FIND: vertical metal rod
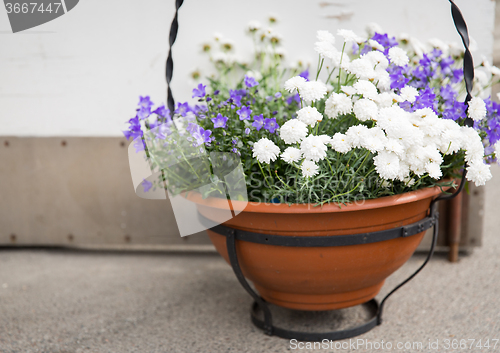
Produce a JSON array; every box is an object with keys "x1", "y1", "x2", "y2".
[{"x1": 448, "y1": 192, "x2": 463, "y2": 262}]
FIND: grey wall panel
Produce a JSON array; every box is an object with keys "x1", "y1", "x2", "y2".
[{"x1": 0, "y1": 137, "x2": 212, "y2": 248}]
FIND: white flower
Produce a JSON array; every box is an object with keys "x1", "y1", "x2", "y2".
[
  {"x1": 300, "y1": 135, "x2": 328, "y2": 162},
  {"x1": 353, "y1": 99, "x2": 379, "y2": 121},
  {"x1": 400, "y1": 86, "x2": 418, "y2": 103},
  {"x1": 373, "y1": 151, "x2": 400, "y2": 180},
  {"x1": 252, "y1": 138, "x2": 280, "y2": 164},
  {"x1": 461, "y1": 126, "x2": 485, "y2": 164},
  {"x1": 299, "y1": 81, "x2": 327, "y2": 103},
  {"x1": 365, "y1": 51, "x2": 389, "y2": 70},
  {"x1": 388, "y1": 47, "x2": 409, "y2": 66},
  {"x1": 337, "y1": 29, "x2": 363, "y2": 43},
  {"x1": 385, "y1": 138, "x2": 405, "y2": 156},
  {"x1": 353, "y1": 80, "x2": 378, "y2": 100},
  {"x1": 284, "y1": 76, "x2": 307, "y2": 93},
  {"x1": 368, "y1": 39, "x2": 385, "y2": 52},
  {"x1": 330, "y1": 133, "x2": 352, "y2": 153},
  {"x1": 297, "y1": 106, "x2": 323, "y2": 127},
  {"x1": 347, "y1": 56, "x2": 375, "y2": 80},
  {"x1": 466, "y1": 161, "x2": 492, "y2": 186},
  {"x1": 361, "y1": 129, "x2": 386, "y2": 153},
  {"x1": 314, "y1": 41, "x2": 338, "y2": 61},
  {"x1": 366, "y1": 22, "x2": 383, "y2": 37},
  {"x1": 375, "y1": 92, "x2": 395, "y2": 108},
  {"x1": 325, "y1": 92, "x2": 353, "y2": 119},
  {"x1": 346, "y1": 125, "x2": 370, "y2": 148},
  {"x1": 374, "y1": 69, "x2": 391, "y2": 91},
  {"x1": 280, "y1": 119, "x2": 308, "y2": 144},
  {"x1": 281, "y1": 147, "x2": 302, "y2": 164},
  {"x1": 247, "y1": 21, "x2": 262, "y2": 33},
  {"x1": 341, "y1": 86, "x2": 357, "y2": 96},
  {"x1": 317, "y1": 30, "x2": 335, "y2": 44},
  {"x1": 301, "y1": 160, "x2": 319, "y2": 178},
  {"x1": 468, "y1": 97, "x2": 487, "y2": 122},
  {"x1": 426, "y1": 162, "x2": 442, "y2": 179},
  {"x1": 318, "y1": 134, "x2": 332, "y2": 145}
]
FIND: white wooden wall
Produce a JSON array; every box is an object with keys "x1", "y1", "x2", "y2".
[{"x1": 0, "y1": 0, "x2": 495, "y2": 137}]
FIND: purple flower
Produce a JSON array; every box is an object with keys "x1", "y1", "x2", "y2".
[
  {"x1": 298, "y1": 70, "x2": 309, "y2": 81},
  {"x1": 211, "y1": 113, "x2": 228, "y2": 128},
  {"x1": 264, "y1": 118, "x2": 279, "y2": 133},
  {"x1": 451, "y1": 68, "x2": 463, "y2": 84},
  {"x1": 153, "y1": 105, "x2": 170, "y2": 118},
  {"x1": 286, "y1": 94, "x2": 301, "y2": 106},
  {"x1": 413, "y1": 86, "x2": 437, "y2": 111},
  {"x1": 137, "y1": 107, "x2": 151, "y2": 120},
  {"x1": 142, "y1": 178, "x2": 153, "y2": 192},
  {"x1": 440, "y1": 85, "x2": 456, "y2": 102},
  {"x1": 442, "y1": 101, "x2": 466, "y2": 121},
  {"x1": 439, "y1": 56, "x2": 455, "y2": 76},
  {"x1": 214, "y1": 90, "x2": 220, "y2": 96},
  {"x1": 252, "y1": 114, "x2": 264, "y2": 131},
  {"x1": 244, "y1": 75, "x2": 259, "y2": 88},
  {"x1": 229, "y1": 90, "x2": 242, "y2": 107},
  {"x1": 274, "y1": 92, "x2": 282, "y2": 99},
  {"x1": 389, "y1": 66, "x2": 410, "y2": 90},
  {"x1": 133, "y1": 138, "x2": 146, "y2": 152},
  {"x1": 138, "y1": 96, "x2": 154, "y2": 110},
  {"x1": 192, "y1": 83, "x2": 206, "y2": 98},
  {"x1": 175, "y1": 102, "x2": 191, "y2": 117},
  {"x1": 236, "y1": 106, "x2": 252, "y2": 120},
  {"x1": 371, "y1": 32, "x2": 398, "y2": 54},
  {"x1": 245, "y1": 127, "x2": 250, "y2": 135},
  {"x1": 190, "y1": 125, "x2": 212, "y2": 147}
]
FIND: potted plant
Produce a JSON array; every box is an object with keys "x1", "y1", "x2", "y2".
[{"x1": 124, "y1": 4, "x2": 497, "y2": 339}]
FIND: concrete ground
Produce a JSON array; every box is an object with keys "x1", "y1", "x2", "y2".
[{"x1": 0, "y1": 165, "x2": 499, "y2": 353}]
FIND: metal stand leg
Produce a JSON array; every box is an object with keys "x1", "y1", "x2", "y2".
[{"x1": 223, "y1": 207, "x2": 440, "y2": 342}]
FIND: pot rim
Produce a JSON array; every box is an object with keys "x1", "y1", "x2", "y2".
[{"x1": 187, "y1": 180, "x2": 454, "y2": 214}]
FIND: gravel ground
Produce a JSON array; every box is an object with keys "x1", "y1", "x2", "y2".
[{"x1": 0, "y1": 165, "x2": 499, "y2": 353}]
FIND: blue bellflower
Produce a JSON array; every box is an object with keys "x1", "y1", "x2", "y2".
[
  {"x1": 252, "y1": 114, "x2": 264, "y2": 131},
  {"x1": 192, "y1": 83, "x2": 206, "y2": 98}
]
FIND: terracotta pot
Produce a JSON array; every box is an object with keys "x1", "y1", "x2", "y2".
[{"x1": 192, "y1": 186, "x2": 444, "y2": 311}]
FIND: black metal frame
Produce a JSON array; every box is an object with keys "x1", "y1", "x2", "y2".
[{"x1": 165, "y1": 0, "x2": 475, "y2": 342}]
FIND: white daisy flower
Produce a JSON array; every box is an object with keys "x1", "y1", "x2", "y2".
[
  {"x1": 300, "y1": 135, "x2": 328, "y2": 162},
  {"x1": 301, "y1": 160, "x2": 319, "y2": 178},
  {"x1": 297, "y1": 106, "x2": 323, "y2": 127},
  {"x1": 341, "y1": 86, "x2": 357, "y2": 96},
  {"x1": 353, "y1": 80, "x2": 379, "y2": 100},
  {"x1": 330, "y1": 133, "x2": 352, "y2": 153},
  {"x1": 426, "y1": 162, "x2": 442, "y2": 179},
  {"x1": 373, "y1": 150, "x2": 400, "y2": 180},
  {"x1": 298, "y1": 81, "x2": 328, "y2": 103},
  {"x1": 314, "y1": 41, "x2": 338, "y2": 61},
  {"x1": 281, "y1": 147, "x2": 302, "y2": 164},
  {"x1": 400, "y1": 86, "x2": 419, "y2": 103},
  {"x1": 325, "y1": 92, "x2": 353, "y2": 119},
  {"x1": 466, "y1": 161, "x2": 492, "y2": 186},
  {"x1": 368, "y1": 39, "x2": 385, "y2": 52},
  {"x1": 353, "y1": 99, "x2": 379, "y2": 121},
  {"x1": 467, "y1": 97, "x2": 487, "y2": 122},
  {"x1": 252, "y1": 138, "x2": 280, "y2": 164},
  {"x1": 388, "y1": 47, "x2": 409, "y2": 66},
  {"x1": 316, "y1": 30, "x2": 335, "y2": 44},
  {"x1": 365, "y1": 51, "x2": 389, "y2": 70},
  {"x1": 337, "y1": 29, "x2": 363, "y2": 44},
  {"x1": 247, "y1": 21, "x2": 262, "y2": 33},
  {"x1": 346, "y1": 125, "x2": 370, "y2": 148},
  {"x1": 284, "y1": 76, "x2": 307, "y2": 93},
  {"x1": 347, "y1": 57, "x2": 375, "y2": 80},
  {"x1": 280, "y1": 119, "x2": 308, "y2": 144}
]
